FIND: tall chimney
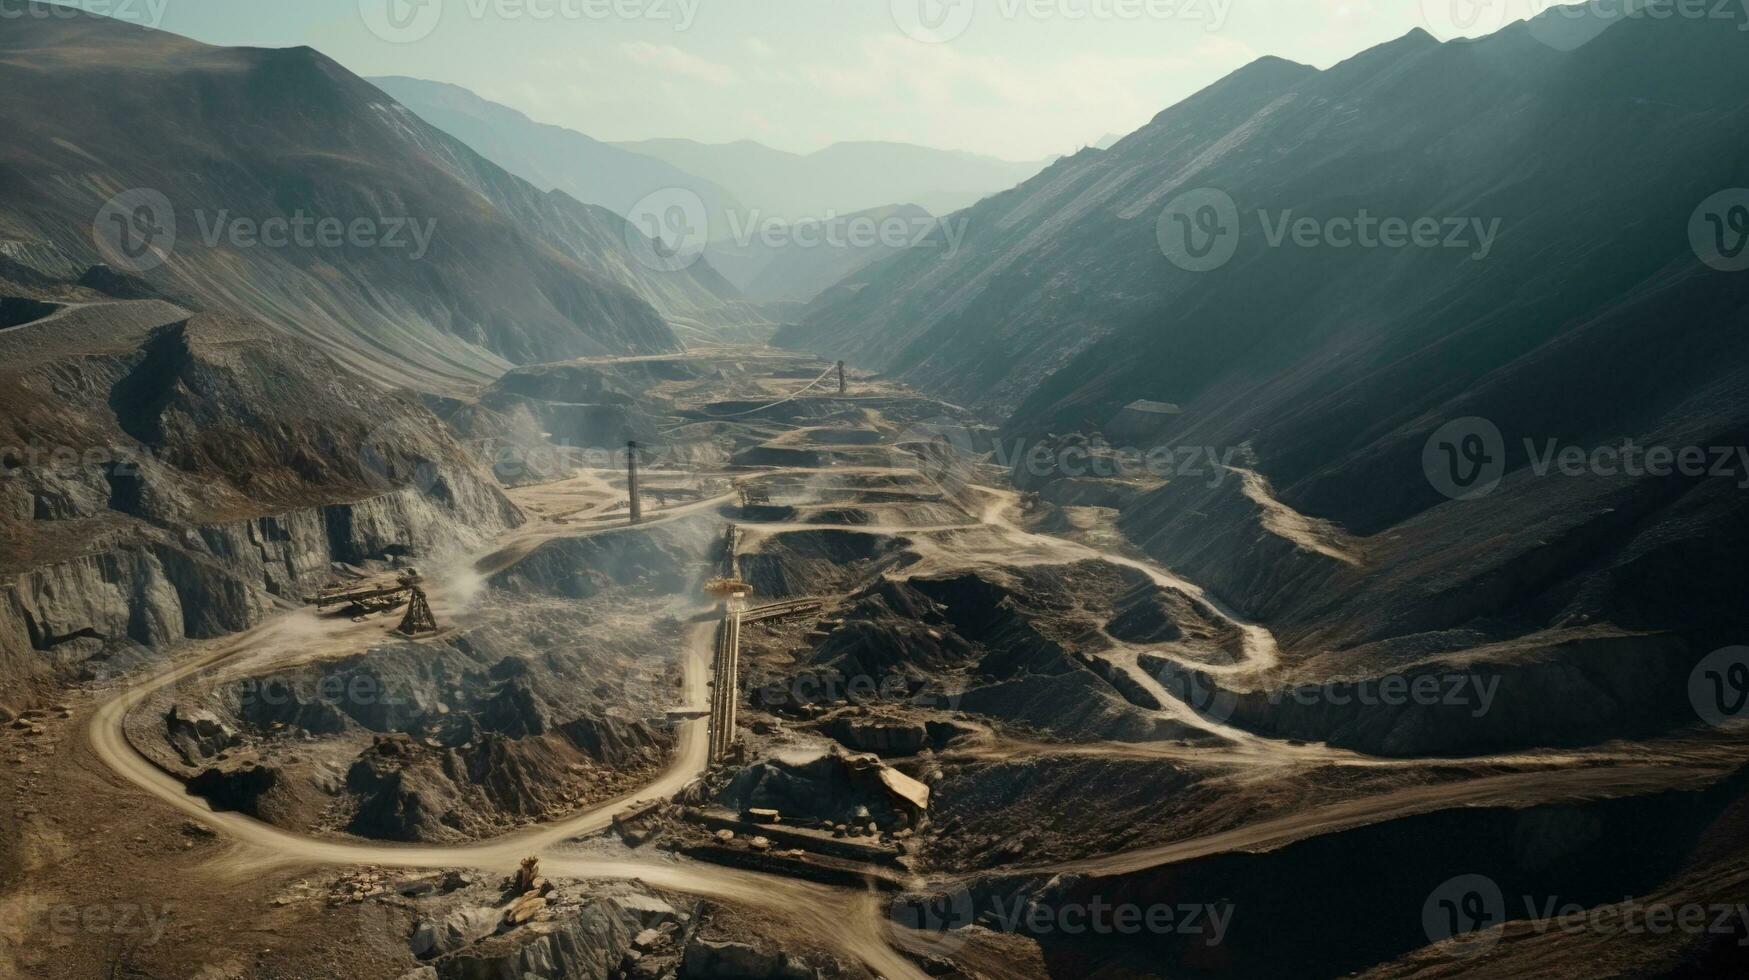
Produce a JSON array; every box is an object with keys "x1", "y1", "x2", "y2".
[
  {"x1": 626, "y1": 440, "x2": 641, "y2": 524},
  {"x1": 837, "y1": 360, "x2": 846, "y2": 394}
]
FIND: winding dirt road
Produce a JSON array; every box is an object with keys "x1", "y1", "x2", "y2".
[{"x1": 75, "y1": 437, "x2": 1742, "y2": 979}]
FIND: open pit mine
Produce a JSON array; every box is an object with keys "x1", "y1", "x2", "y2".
[{"x1": 6, "y1": 4, "x2": 1749, "y2": 979}]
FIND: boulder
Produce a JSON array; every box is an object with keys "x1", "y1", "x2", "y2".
[
  {"x1": 410, "y1": 906, "x2": 500, "y2": 959},
  {"x1": 504, "y1": 893, "x2": 547, "y2": 926},
  {"x1": 165, "y1": 704, "x2": 240, "y2": 762},
  {"x1": 825, "y1": 717, "x2": 929, "y2": 756},
  {"x1": 682, "y1": 937, "x2": 817, "y2": 980},
  {"x1": 633, "y1": 928, "x2": 666, "y2": 951}
]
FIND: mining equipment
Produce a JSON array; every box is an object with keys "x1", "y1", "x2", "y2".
[
  {"x1": 704, "y1": 577, "x2": 754, "y2": 762},
  {"x1": 306, "y1": 570, "x2": 438, "y2": 634},
  {"x1": 396, "y1": 581, "x2": 438, "y2": 635},
  {"x1": 627, "y1": 439, "x2": 642, "y2": 525}
]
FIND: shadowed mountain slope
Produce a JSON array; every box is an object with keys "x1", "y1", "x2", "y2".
[
  {"x1": 782, "y1": 10, "x2": 1749, "y2": 693},
  {"x1": 0, "y1": 8, "x2": 751, "y2": 392}
]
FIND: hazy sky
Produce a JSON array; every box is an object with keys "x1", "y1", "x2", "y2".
[{"x1": 62, "y1": 0, "x2": 1553, "y2": 159}]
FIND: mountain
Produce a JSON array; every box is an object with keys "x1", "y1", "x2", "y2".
[
  {"x1": 371, "y1": 78, "x2": 1005, "y2": 305},
  {"x1": 705, "y1": 203, "x2": 943, "y2": 305},
  {"x1": 367, "y1": 76, "x2": 744, "y2": 242},
  {"x1": 0, "y1": 269, "x2": 520, "y2": 697},
  {"x1": 0, "y1": 9, "x2": 749, "y2": 392},
  {"x1": 779, "y1": 9, "x2": 1749, "y2": 706},
  {"x1": 611, "y1": 138, "x2": 1053, "y2": 225}
]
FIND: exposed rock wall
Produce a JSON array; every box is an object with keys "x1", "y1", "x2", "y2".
[
  {"x1": 0, "y1": 305, "x2": 523, "y2": 699},
  {"x1": 3, "y1": 480, "x2": 512, "y2": 688}
]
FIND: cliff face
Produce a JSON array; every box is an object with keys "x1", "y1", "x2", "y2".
[{"x1": 0, "y1": 293, "x2": 521, "y2": 698}]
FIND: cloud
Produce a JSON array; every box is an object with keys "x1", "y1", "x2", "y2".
[
  {"x1": 782, "y1": 34, "x2": 1258, "y2": 157},
  {"x1": 619, "y1": 42, "x2": 739, "y2": 85}
]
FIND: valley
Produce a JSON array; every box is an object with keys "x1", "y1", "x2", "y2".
[
  {"x1": 4, "y1": 346, "x2": 1745, "y2": 979},
  {"x1": 3, "y1": 3, "x2": 1749, "y2": 978}
]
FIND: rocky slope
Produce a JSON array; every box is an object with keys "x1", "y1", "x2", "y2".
[
  {"x1": 0, "y1": 270, "x2": 520, "y2": 704},
  {"x1": 0, "y1": 7, "x2": 752, "y2": 392},
  {"x1": 781, "y1": 8, "x2": 1749, "y2": 734},
  {"x1": 368, "y1": 75, "x2": 767, "y2": 342}
]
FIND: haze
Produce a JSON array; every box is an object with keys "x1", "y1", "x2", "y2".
[{"x1": 49, "y1": 0, "x2": 1546, "y2": 159}]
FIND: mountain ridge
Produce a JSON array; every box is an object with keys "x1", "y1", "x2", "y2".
[{"x1": 0, "y1": 7, "x2": 755, "y2": 392}]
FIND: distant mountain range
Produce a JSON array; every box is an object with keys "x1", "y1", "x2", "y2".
[
  {"x1": 780, "y1": 7, "x2": 1749, "y2": 678},
  {"x1": 611, "y1": 137, "x2": 1053, "y2": 225},
  {"x1": 0, "y1": 12, "x2": 759, "y2": 391},
  {"x1": 704, "y1": 203, "x2": 942, "y2": 306},
  {"x1": 377, "y1": 77, "x2": 1037, "y2": 304},
  {"x1": 368, "y1": 76, "x2": 746, "y2": 242}
]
